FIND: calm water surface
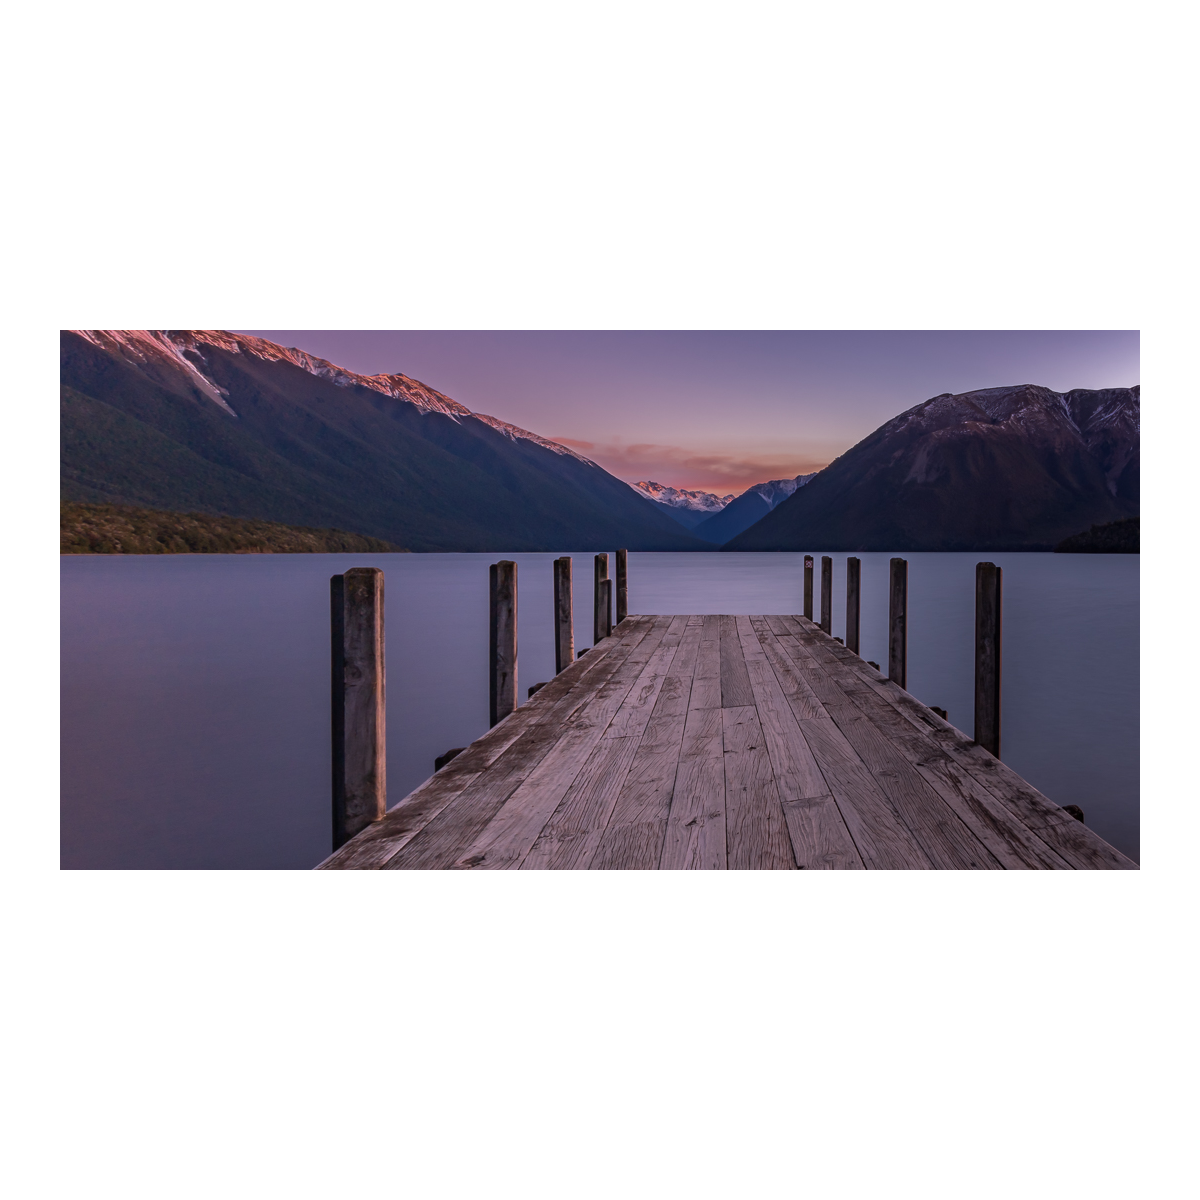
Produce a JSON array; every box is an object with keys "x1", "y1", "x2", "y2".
[{"x1": 61, "y1": 552, "x2": 1139, "y2": 868}]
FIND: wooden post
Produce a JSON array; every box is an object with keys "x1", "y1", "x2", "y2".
[
  {"x1": 553, "y1": 556, "x2": 574, "y2": 674},
  {"x1": 846, "y1": 557, "x2": 861, "y2": 654},
  {"x1": 974, "y1": 561, "x2": 1002, "y2": 758},
  {"x1": 803, "y1": 555, "x2": 814, "y2": 620},
  {"x1": 593, "y1": 553, "x2": 609, "y2": 645},
  {"x1": 820, "y1": 556, "x2": 833, "y2": 634},
  {"x1": 490, "y1": 560, "x2": 517, "y2": 728},
  {"x1": 615, "y1": 548, "x2": 628, "y2": 625},
  {"x1": 600, "y1": 578, "x2": 613, "y2": 638},
  {"x1": 331, "y1": 567, "x2": 386, "y2": 851},
  {"x1": 888, "y1": 557, "x2": 907, "y2": 689}
]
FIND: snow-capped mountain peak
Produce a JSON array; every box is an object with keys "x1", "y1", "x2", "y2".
[
  {"x1": 630, "y1": 481, "x2": 734, "y2": 512},
  {"x1": 747, "y1": 473, "x2": 817, "y2": 509}
]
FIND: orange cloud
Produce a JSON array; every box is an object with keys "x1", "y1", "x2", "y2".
[{"x1": 552, "y1": 438, "x2": 829, "y2": 496}]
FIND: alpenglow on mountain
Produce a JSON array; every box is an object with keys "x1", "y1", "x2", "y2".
[
  {"x1": 725, "y1": 383, "x2": 1139, "y2": 552},
  {"x1": 628, "y1": 481, "x2": 735, "y2": 530},
  {"x1": 60, "y1": 330, "x2": 711, "y2": 553}
]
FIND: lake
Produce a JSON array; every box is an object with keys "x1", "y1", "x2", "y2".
[{"x1": 60, "y1": 551, "x2": 1140, "y2": 868}]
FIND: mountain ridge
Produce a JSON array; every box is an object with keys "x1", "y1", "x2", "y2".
[
  {"x1": 724, "y1": 383, "x2": 1139, "y2": 552},
  {"x1": 61, "y1": 330, "x2": 711, "y2": 553}
]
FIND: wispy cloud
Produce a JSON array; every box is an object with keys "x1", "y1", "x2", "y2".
[{"x1": 552, "y1": 438, "x2": 830, "y2": 495}]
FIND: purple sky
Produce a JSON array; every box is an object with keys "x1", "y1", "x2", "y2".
[{"x1": 234, "y1": 330, "x2": 1139, "y2": 495}]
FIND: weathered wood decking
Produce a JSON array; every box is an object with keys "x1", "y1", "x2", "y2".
[{"x1": 318, "y1": 614, "x2": 1137, "y2": 870}]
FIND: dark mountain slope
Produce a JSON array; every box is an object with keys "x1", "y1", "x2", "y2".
[
  {"x1": 61, "y1": 331, "x2": 709, "y2": 552},
  {"x1": 692, "y1": 473, "x2": 816, "y2": 544},
  {"x1": 725, "y1": 384, "x2": 1139, "y2": 552}
]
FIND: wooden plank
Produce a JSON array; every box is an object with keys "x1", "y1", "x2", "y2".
[
  {"x1": 591, "y1": 620, "x2": 704, "y2": 869},
  {"x1": 604, "y1": 616, "x2": 689, "y2": 739},
  {"x1": 661, "y1": 705, "x2": 727, "y2": 869},
  {"x1": 687, "y1": 615, "x2": 722, "y2": 711},
  {"x1": 735, "y1": 618, "x2": 863, "y2": 869},
  {"x1": 787, "y1": 716, "x2": 934, "y2": 869},
  {"x1": 782, "y1": 798, "x2": 865, "y2": 870},
  {"x1": 804, "y1": 638, "x2": 1138, "y2": 869},
  {"x1": 776, "y1": 620, "x2": 1008, "y2": 868},
  {"x1": 590, "y1": 822, "x2": 669, "y2": 871},
  {"x1": 375, "y1": 617, "x2": 665, "y2": 870},
  {"x1": 517, "y1": 617, "x2": 690, "y2": 868},
  {"x1": 722, "y1": 705, "x2": 796, "y2": 870},
  {"x1": 788, "y1": 627, "x2": 1071, "y2": 870},
  {"x1": 719, "y1": 614, "x2": 754, "y2": 708},
  {"x1": 317, "y1": 622, "x2": 651, "y2": 869},
  {"x1": 748, "y1": 617, "x2": 827, "y2": 720},
  {"x1": 519, "y1": 736, "x2": 641, "y2": 869},
  {"x1": 439, "y1": 616, "x2": 677, "y2": 869}
]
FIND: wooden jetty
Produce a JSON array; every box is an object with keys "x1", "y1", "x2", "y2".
[{"x1": 319, "y1": 611, "x2": 1136, "y2": 870}]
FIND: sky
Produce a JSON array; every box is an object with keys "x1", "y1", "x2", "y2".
[{"x1": 234, "y1": 331, "x2": 1139, "y2": 496}]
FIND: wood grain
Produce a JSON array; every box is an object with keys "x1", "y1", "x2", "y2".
[
  {"x1": 661, "y1": 704, "x2": 727, "y2": 869},
  {"x1": 591, "y1": 620, "x2": 703, "y2": 869},
  {"x1": 317, "y1": 619, "x2": 651, "y2": 869},
  {"x1": 444, "y1": 616, "x2": 676, "y2": 869},
  {"x1": 331, "y1": 567, "x2": 386, "y2": 849},
  {"x1": 722, "y1": 705, "x2": 796, "y2": 869},
  {"x1": 719, "y1": 614, "x2": 754, "y2": 708}
]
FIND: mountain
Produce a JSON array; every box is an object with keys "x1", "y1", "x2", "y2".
[
  {"x1": 628, "y1": 480, "x2": 734, "y2": 531},
  {"x1": 725, "y1": 384, "x2": 1139, "y2": 552},
  {"x1": 61, "y1": 331, "x2": 711, "y2": 552},
  {"x1": 691, "y1": 473, "x2": 817, "y2": 544}
]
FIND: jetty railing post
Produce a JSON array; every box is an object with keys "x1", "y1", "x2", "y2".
[
  {"x1": 553, "y1": 556, "x2": 574, "y2": 674},
  {"x1": 846, "y1": 557, "x2": 861, "y2": 654},
  {"x1": 490, "y1": 560, "x2": 518, "y2": 727},
  {"x1": 820, "y1": 556, "x2": 833, "y2": 634},
  {"x1": 974, "y1": 561, "x2": 1003, "y2": 758},
  {"x1": 888, "y1": 557, "x2": 908, "y2": 689},
  {"x1": 330, "y1": 567, "x2": 386, "y2": 851},
  {"x1": 600, "y1": 578, "x2": 613, "y2": 637},
  {"x1": 803, "y1": 555, "x2": 814, "y2": 620},
  {"x1": 615, "y1": 548, "x2": 628, "y2": 625},
  {"x1": 593, "y1": 553, "x2": 609, "y2": 645}
]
